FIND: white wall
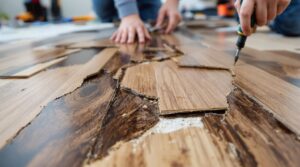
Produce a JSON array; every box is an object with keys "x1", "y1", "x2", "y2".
[{"x1": 0, "y1": 0, "x2": 93, "y2": 19}]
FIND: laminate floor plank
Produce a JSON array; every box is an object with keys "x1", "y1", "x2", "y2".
[
  {"x1": 0, "y1": 48, "x2": 117, "y2": 149},
  {"x1": 239, "y1": 47, "x2": 300, "y2": 87},
  {"x1": 176, "y1": 46, "x2": 234, "y2": 70},
  {"x1": 122, "y1": 60, "x2": 232, "y2": 115},
  {"x1": 235, "y1": 61, "x2": 300, "y2": 135},
  {"x1": 0, "y1": 48, "x2": 80, "y2": 77}
]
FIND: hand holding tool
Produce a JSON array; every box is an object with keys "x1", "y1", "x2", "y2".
[{"x1": 234, "y1": 0, "x2": 256, "y2": 65}]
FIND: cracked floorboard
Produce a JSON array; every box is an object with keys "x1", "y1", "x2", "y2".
[
  {"x1": 121, "y1": 60, "x2": 233, "y2": 115},
  {"x1": 0, "y1": 48, "x2": 117, "y2": 149},
  {"x1": 1, "y1": 29, "x2": 300, "y2": 167}
]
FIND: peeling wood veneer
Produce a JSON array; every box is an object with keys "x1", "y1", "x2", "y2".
[
  {"x1": 68, "y1": 39, "x2": 117, "y2": 49},
  {"x1": 122, "y1": 60, "x2": 232, "y2": 115},
  {"x1": 0, "y1": 48, "x2": 117, "y2": 149}
]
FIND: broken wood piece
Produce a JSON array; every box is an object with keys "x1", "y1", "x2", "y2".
[
  {"x1": 122, "y1": 60, "x2": 232, "y2": 115},
  {"x1": 86, "y1": 127, "x2": 241, "y2": 167},
  {"x1": 0, "y1": 48, "x2": 80, "y2": 78},
  {"x1": 9, "y1": 57, "x2": 67, "y2": 78},
  {"x1": 68, "y1": 39, "x2": 117, "y2": 49},
  {"x1": 235, "y1": 61, "x2": 300, "y2": 136},
  {"x1": 0, "y1": 48, "x2": 117, "y2": 149},
  {"x1": 176, "y1": 46, "x2": 234, "y2": 70}
]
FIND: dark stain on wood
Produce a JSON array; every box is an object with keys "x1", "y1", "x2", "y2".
[
  {"x1": 50, "y1": 48, "x2": 102, "y2": 69},
  {"x1": 103, "y1": 52, "x2": 131, "y2": 75},
  {"x1": 0, "y1": 71, "x2": 118, "y2": 167},
  {"x1": 90, "y1": 88, "x2": 159, "y2": 160},
  {"x1": 203, "y1": 87, "x2": 300, "y2": 167}
]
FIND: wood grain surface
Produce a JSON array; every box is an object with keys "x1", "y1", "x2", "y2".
[
  {"x1": 87, "y1": 127, "x2": 241, "y2": 167},
  {"x1": 240, "y1": 48, "x2": 300, "y2": 87},
  {"x1": 0, "y1": 48, "x2": 117, "y2": 149},
  {"x1": 235, "y1": 61, "x2": 300, "y2": 136},
  {"x1": 0, "y1": 71, "x2": 117, "y2": 167},
  {"x1": 122, "y1": 60, "x2": 233, "y2": 115},
  {"x1": 176, "y1": 46, "x2": 234, "y2": 70},
  {"x1": 0, "y1": 48, "x2": 80, "y2": 77}
]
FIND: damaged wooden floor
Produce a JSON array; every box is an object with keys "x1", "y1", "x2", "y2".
[{"x1": 0, "y1": 26, "x2": 300, "y2": 167}]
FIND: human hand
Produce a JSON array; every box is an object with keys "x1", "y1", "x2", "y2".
[
  {"x1": 155, "y1": 0, "x2": 181, "y2": 34},
  {"x1": 235, "y1": 0, "x2": 291, "y2": 35},
  {"x1": 110, "y1": 14, "x2": 151, "y2": 44}
]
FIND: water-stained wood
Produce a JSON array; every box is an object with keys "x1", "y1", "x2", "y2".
[
  {"x1": 90, "y1": 88, "x2": 159, "y2": 159},
  {"x1": 0, "y1": 48, "x2": 117, "y2": 149},
  {"x1": 235, "y1": 61, "x2": 300, "y2": 136},
  {"x1": 0, "y1": 71, "x2": 117, "y2": 167},
  {"x1": 122, "y1": 60, "x2": 233, "y2": 115},
  {"x1": 203, "y1": 87, "x2": 300, "y2": 167},
  {"x1": 86, "y1": 127, "x2": 241, "y2": 167}
]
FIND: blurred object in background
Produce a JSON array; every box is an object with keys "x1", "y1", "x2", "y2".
[
  {"x1": 180, "y1": 0, "x2": 217, "y2": 19},
  {"x1": 217, "y1": 0, "x2": 235, "y2": 17},
  {"x1": 0, "y1": 13, "x2": 9, "y2": 28},
  {"x1": 16, "y1": 0, "x2": 48, "y2": 22},
  {"x1": 51, "y1": 0, "x2": 62, "y2": 21}
]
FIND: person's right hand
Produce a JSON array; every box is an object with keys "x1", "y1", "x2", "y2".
[
  {"x1": 110, "y1": 14, "x2": 151, "y2": 44},
  {"x1": 234, "y1": 0, "x2": 291, "y2": 36}
]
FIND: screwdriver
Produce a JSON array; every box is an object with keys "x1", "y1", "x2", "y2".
[{"x1": 234, "y1": 0, "x2": 257, "y2": 65}]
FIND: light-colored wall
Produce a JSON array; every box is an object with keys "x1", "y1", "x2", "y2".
[{"x1": 0, "y1": 0, "x2": 93, "y2": 19}]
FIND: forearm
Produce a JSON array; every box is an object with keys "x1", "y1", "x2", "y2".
[{"x1": 114, "y1": 0, "x2": 139, "y2": 18}]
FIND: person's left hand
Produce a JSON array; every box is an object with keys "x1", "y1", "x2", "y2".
[{"x1": 155, "y1": 0, "x2": 181, "y2": 34}]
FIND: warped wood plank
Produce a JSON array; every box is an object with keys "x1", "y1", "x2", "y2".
[
  {"x1": 0, "y1": 48, "x2": 80, "y2": 77},
  {"x1": 176, "y1": 46, "x2": 234, "y2": 70},
  {"x1": 122, "y1": 60, "x2": 232, "y2": 115},
  {"x1": 9, "y1": 57, "x2": 67, "y2": 78},
  {"x1": 203, "y1": 87, "x2": 300, "y2": 167},
  {"x1": 0, "y1": 48, "x2": 117, "y2": 149},
  {"x1": 235, "y1": 61, "x2": 300, "y2": 135},
  {"x1": 87, "y1": 127, "x2": 241, "y2": 167}
]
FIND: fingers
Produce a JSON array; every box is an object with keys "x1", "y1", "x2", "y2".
[
  {"x1": 144, "y1": 27, "x2": 151, "y2": 40},
  {"x1": 277, "y1": 0, "x2": 290, "y2": 15},
  {"x1": 110, "y1": 31, "x2": 117, "y2": 41},
  {"x1": 267, "y1": 2, "x2": 277, "y2": 21},
  {"x1": 155, "y1": 9, "x2": 166, "y2": 28},
  {"x1": 239, "y1": 0, "x2": 255, "y2": 35},
  {"x1": 137, "y1": 27, "x2": 145, "y2": 43},
  {"x1": 165, "y1": 13, "x2": 181, "y2": 34},
  {"x1": 120, "y1": 28, "x2": 128, "y2": 44},
  {"x1": 127, "y1": 27, "x2": 135, "y2": 44},
  {"x1": 255, "y1": 1, "x2": 268, "y2": 26},
  {"x1": 234, "y1": 0, "x2": 241, "y2": 14}
]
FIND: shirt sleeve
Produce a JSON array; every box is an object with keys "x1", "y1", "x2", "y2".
[{"x1": 114, "y1": 0, "x2": 139, "y2": 18}]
